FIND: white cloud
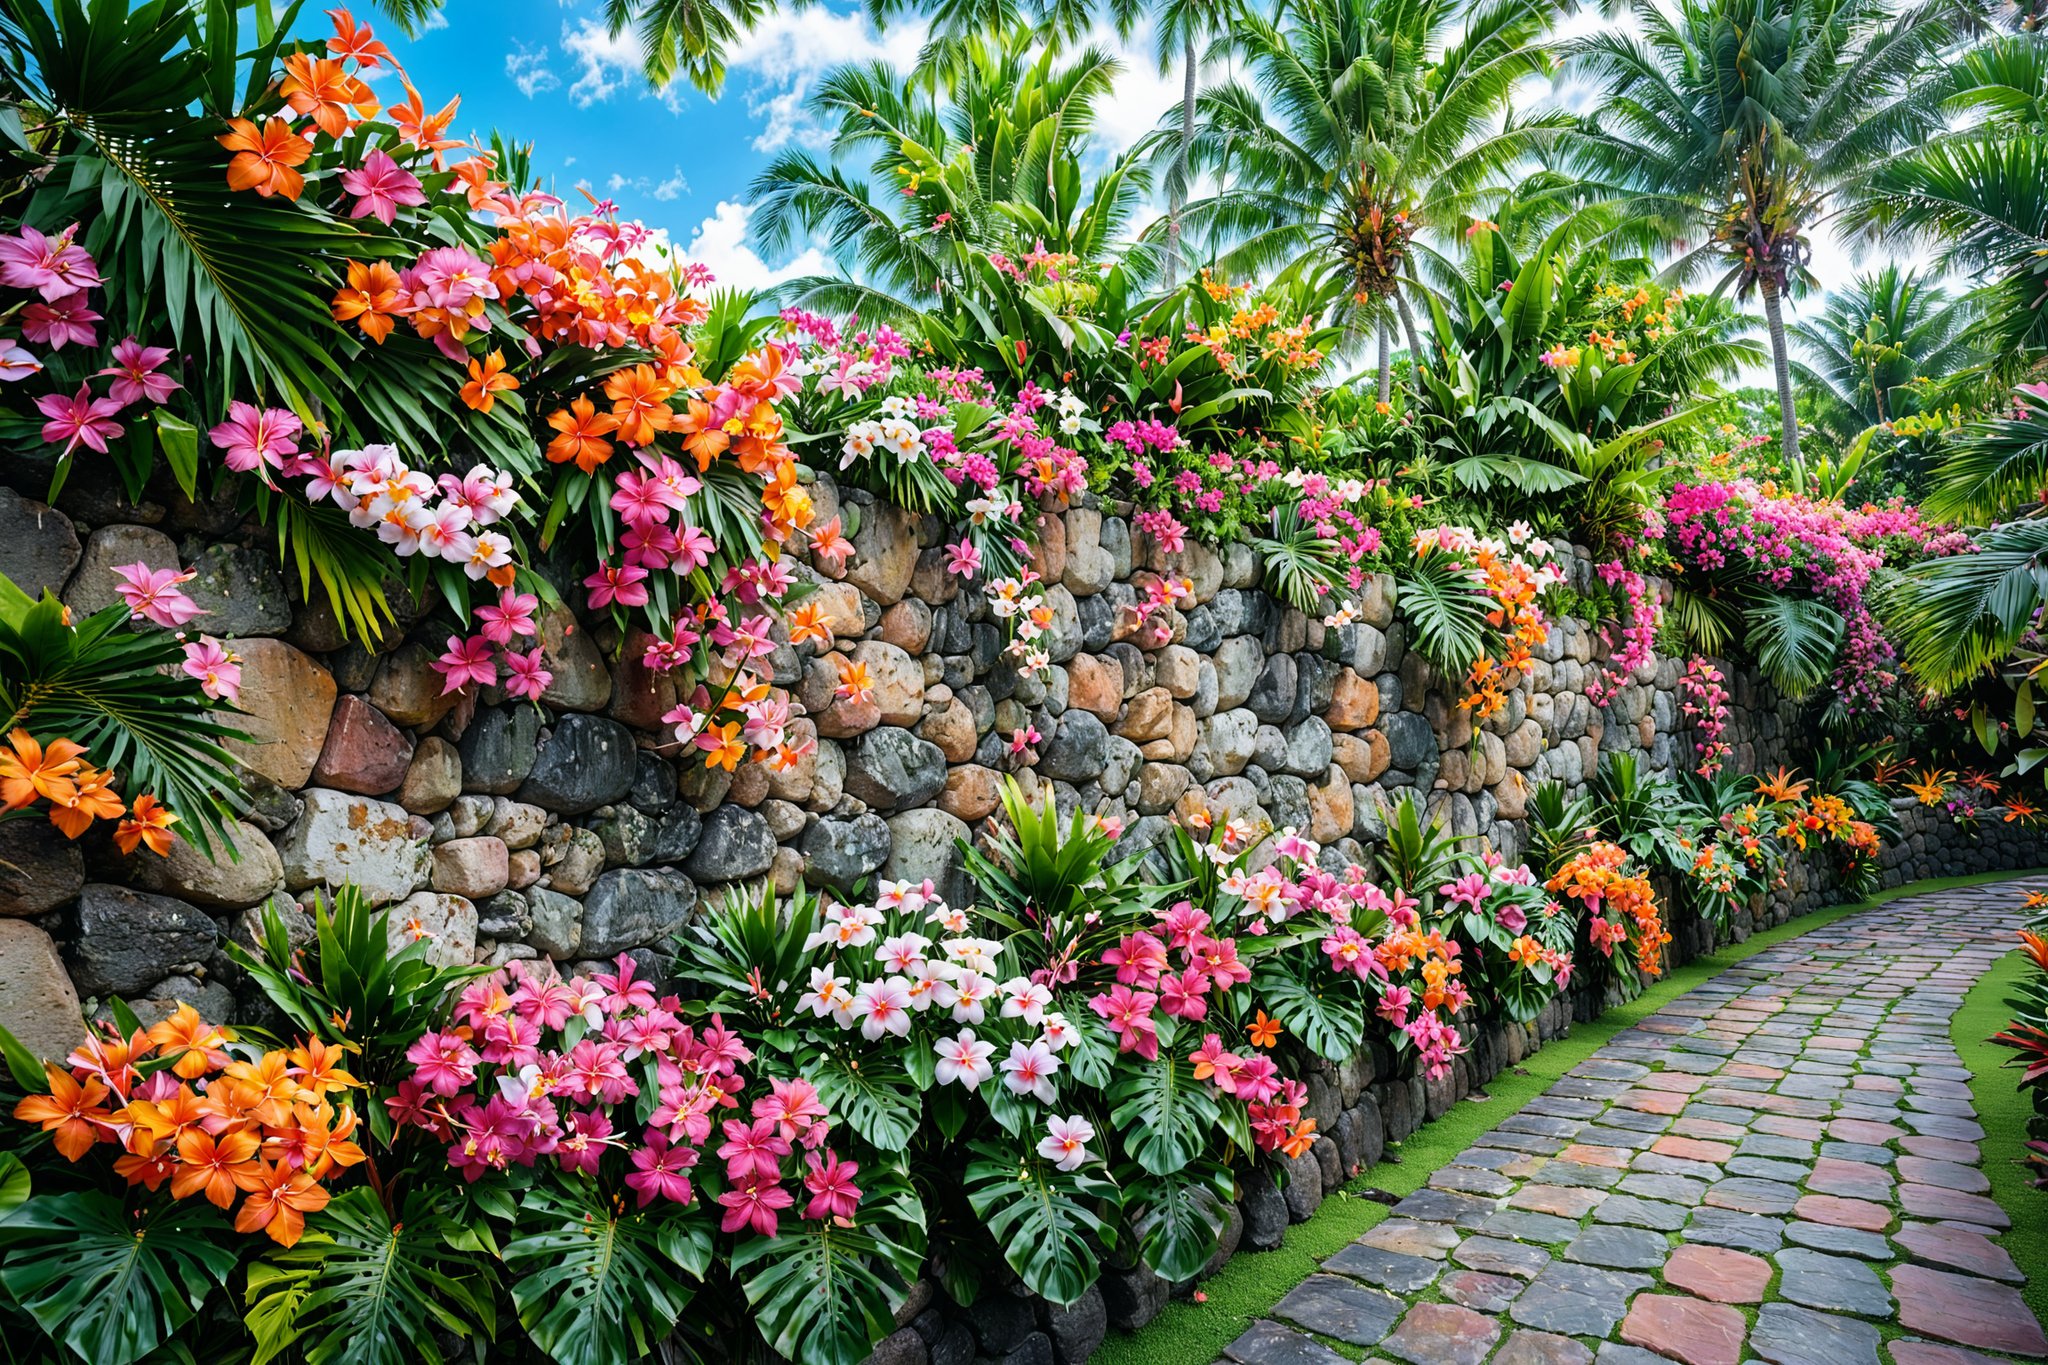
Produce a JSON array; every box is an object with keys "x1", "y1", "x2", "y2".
[
  {"x1": 419, "y1": 10, "x2": 448, "y2": 30},
  {"x1": 602, "y1": 165, "x2": 692, "y2": 201},
  {"x1": 562, "y1": 154, "x2": 578, "y2": 167},
  {"x1": 653, "y1": 168, "x2": 689, "y2": 200},
  {"x1": 682, "y1": 201, "x2": 833, "y2": 292},
  {"x1": 560, "y1": 18, "x2": 646, "y2": 108},
  {"x1": 1087, "y1": 22, "x2": 1188, "y2": 159},
  {"x1": 506, "y1": 42, "x2": 560, "y2": 98},
  {"x1": 723, "y1": 9, "x2": 928, "y2": 153}
]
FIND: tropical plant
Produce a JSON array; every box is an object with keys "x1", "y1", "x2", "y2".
[
  {"x1": 1790, "y1": 265, "x2": 1985, "y2": 443},
  {"x1": 1564, "y1": 0, "x2": 1955, "y2": 472}
]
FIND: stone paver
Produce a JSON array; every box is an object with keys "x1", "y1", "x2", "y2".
[{"x1": 1227, "y1": 879, "x2": 2047, "y2": 1365}]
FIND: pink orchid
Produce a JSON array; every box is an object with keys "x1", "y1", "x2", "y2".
[
  {"x1": 181, "y1": 637, "x2": 241, "y2": 703},
  {"x1": 97, "y1": 337, "x2": 181, "y2": 406},
  {"x1": 475, "y1": 589, "x2": 539, "y2": 645},
  {"x1": 625, "y1": 1136, "x2": 698, "y2": 1208},
  {"x1": 945, "y1": 538, "x2": 982, "y2": 577},
  {"x1": 35, "y1": 384, "x2": 124, "y2": 457},
  {"x1": 0, "y1": 223, "x2": 101, "y2": 299},
  {"x1": 717, "y1": 1174, "x2": 794, "y2": 1236},
  {"x1": 0, "y1": 341, "x2": 40, "y2": 383},
  {"x1": 583, "y1": 562, "x2": 649, "y2": 609},
  {"x1": 501, "y1": 647, "x2": 551, "y2": 702},
  {"x1": 19, "y1": 292, "x2": 99, "y2": 349},
  {"x1": 340, "y1": 149, "x2": 427, "y2": 226},
  {"x1": 433, "y1": 633, "x2": 497, "y2": 693},
  {"x1": 802, "y1": 1149, "x2": 862, "y2": 1220},
  {"x1": 207, "y1": 402, "x2": 302, "y2": 479},
  {"x1": 112, "y1": 562, "x2": 204, "y2": 629}
]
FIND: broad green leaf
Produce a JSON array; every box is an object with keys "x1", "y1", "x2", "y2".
[
  {"x1": 963, "y1": 1141, "x2": 1118, "y2": 1306},
  {"x1": 1108, "y1": 1052, "x2": 1219, "y2": 1178},
  {"x1": 502, "y1": 1180, "x2": 706, "y2": 1365}
]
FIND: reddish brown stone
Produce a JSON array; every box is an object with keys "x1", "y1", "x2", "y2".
[
  {"x1": 1794, "y1": 1194, "x2": 1892, "y2": 1232},
  {"x1": 1615, "y1": 1090, "x2": 1687, "y2": 1116},
  {"x1": 1890, "y1": 1340, "x2": 2016, "y2": 1365},
  {"x1": 1673, "y1": 1117, "x2": 1748, "y2": 1142},
  {"x1": 1725, "y1": 1062, "x2": 1786, "y2": 1080},
  {"x1": 1900, "y1": 1134, "x2": 1980, "y2": 1164},
  {"x1": 1620, "y1": 1294, "x2": 1746, "y2": 1365},
  {"x1": 1829, "y1": 1118, "x2": 1905, "y2": 1144},
  {"x1": 1807, "y1": 1157, "x2": 1894, "y2": 1202},
  {"x1": 1326, "y1": 668, "x2": 1381, "y2": 730},
  {"x1": 1897, "y1": 1183, "x2": 2008, "y2": 1229},
  {"x1": 1663, "y1": 1245, "x2": 1771, "y2": 1305},
  {"x1": 1382, "y1": 1302, "x2": 1500, "y2": 1365},
  {"x1": 937, "y1": 764, "x2": 1002, "y2": 822},
  {"x1": 916, "y1": 698, "x2": 979, "y2": 763},
  {"x1": 1653, "y1": 1136, "x2": 1734, "y2": 1164},
  {"x1": 1064, "y1": 653, "x2": 1124, "y2": 721},
  {"x1": 312, "y1": 694, "x2": 415, "y2": 795},
  {"x1": 1753, "y1": 1115, "x2": 1824, "y2": 1141},
  {"x1": 1558, "y1": 1144, "x2": 1633, "y2": 1168},
  {"x1": 1895, "y1": 1156, "x2": 1990, "y2": 1194},
  {"x1": 1639, "y1": 1073, "x2": 1707, "y2": 1094},
  {"x1": 1116, "y1": 687, "x2": 1174, "y2": 743},
  {"x1": 1894, "y1": 1222, "x2": 2022, "y2": 1283},
  {"x1": 1892, "y1": 1265, "x2": 2048, "y2": 1356},
  {"x1": 1851, "y1": 1074, "x2": 1903, "y2": 1094},
  {"x1": 1509, "y1": 1184, "x2": 1606, "y2": 1218}
]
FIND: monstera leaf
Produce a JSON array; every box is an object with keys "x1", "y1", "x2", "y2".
[
  {"x1": 963, "y1": 1140, "x2": 1119, "y2": 1305},
  {"x1": 1123, "y1": 1162, "x2": 1234, "y2": 1282},
  {"x1": 1106, "y1": 1050, "x2": 1219, "y2": 1177},
  {"x1": 731, "y1": 1168, "x2": 927, "y2": 1365}
]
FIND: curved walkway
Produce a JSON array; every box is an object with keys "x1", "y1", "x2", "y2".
[{"x1": 1226, "y1": 877, "x2": 2048, "y2": 1365}]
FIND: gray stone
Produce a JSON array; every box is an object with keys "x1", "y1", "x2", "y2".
[
  {"x1": 518, "y1": 714, "x2": 637, "y2": 814},
  {"x1": 802, "y1": 815, "x2": 892, "y2": 888},
  {"x1": 1562, "y1": 1225, "x2": 1668, "y2": 1270},
  {"x1": 525, "y1": 887, "x2": 583, "y2": 959},
  {"x1": 0, "y1": 919, "x2": 87, "y2": 1062},
  {"x1": 387, "y1": 891, "x2": 477, "y2": 969},
  {"x1": 884, "y1": 808, "x2": 970, "y2": 894},
  {"x1": 1099, "y1": 1264, "x2": 1169, "y2": 1333},
  {"x1": 181, "y1": 542, "x2": 291, "y2": 636},
  {"x1": 67, "y1": 884, "x2": 217, "y2": 997},
  {"x1": 0, "y1": 822, "x2": 84, "y2": 916},
  {"x1": 1383, "y1": 711, "x2": 1435, "y2": 769},
  {"x1": 844, "y1": 727, "x2": 948, "y2": 810},
  {"x1": 1043, "y1": 1284, "x2": 1106, "y2": 1364},
  {"x1": 1223, "y1": 1321, "x2": 1348, "y2": 1365},
  {"x1": 278, "y1": 789, "x2": 429, "y2": 906},
  {"x1": 1272, "y1": 1274, "x2": 1402, "y2": 1347},
  {"x1": 1247, "y1": 654, "x2": 1298, "y2": 723},
  {"x1": 1242, "y1": 1167, "x2": 1288, "y2": 1250},
  {"x1": 1037, "y1": 710, "x2": 1109, "y2": 783},
  {"x1": 460, "y1": 705, "x2": 544, "y2": 795},
  {"x1": 62, "y1": 522, "x2": 178, "y2": 618},
  {"x1": 1323, "y1": 1242, "x2": 1443, "y2": 1294},
  {"x1": 0, "y1": 487, "x2": 79, "y2": 597},
  {"x1": 579, "y1": 868, "x2": 698, "y2": 958},
  {"x1": 684, "y1": 806, "x2": 775, "y2": 883},
  {"x1": 1509, "y1": 1263, "x2": 1652, "y2": 1338},
  {"x1": 125, "y1": 819, "x2": 282, "y2": 909},
  {"x1": 1750, "y1": 1303, "x2": 1882, "y2": 1365},
  {"x1": 961, "y1": 1291, "x2": 1037, "y2": 1352},
  {"x1": 1773, "y1": 1248, "x2": 1892, "y2": 1317}
]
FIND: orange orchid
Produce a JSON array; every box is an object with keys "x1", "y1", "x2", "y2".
[
  {"x1": 1754, "y1": 766, "x2": 1809, "y2": 804},
  {"x1": 387, "y1": 82, "x2": 464, "y2": 166},
  {"x1": 545, "y1": 396, "x2": 619, "y2": 474},
  {"x1": 147, "y1": 1004, "x2": 234, "y2": 1079},
  {"x1": 605, "y1": 364, "x2": 676, "y2": 446},
  {"x1": 698, "y1": 721, "x2": 745, "y2": 773},
  {"x1": 115, "y1": 794, "x2": 180, "y2": 857},
  {"x1": 2020, "y1": 929, "x2": 2048, "y2": 971},
  {"x1": 0, "y1": 728, "x2": 84, "y2": 811},
  {"x1": 1279, "y1": 1119, "x2": 1318, "y2": 1160},
  {"x1": 1904, "y1": 767, "x2": 1954, "y2": 807},
  {"x1": 674, "y1": 398, "x2": 731, "y2": 470},
  {"x1": 331, "y1": 259, "x2": 403, "y2": 343},
  {"x1": 279, "y1": 53, "x2": 378, "y2": 139},
  {"x1": 171, "y1": 1128, "x2": 265, "y2": 1208},
  {"x1": 286, "y1": 1037, "x2": 361, "y2": 1099},
  {"x1": 235, "y1": 1161, "x2": 332, "y2": 1247},
  {"x1": 13, "y1": 1066, "x2": 110, "y2": 1160},
  {"x1": 1248, "y1": 1011, "x2": 1283, "y2": 1049},
  {"x1": 271, "y1": 1100, "x2": 367, "y2": 1178},
  {"x1": 214, "y1": 1051, "x2": 299, "y2": 1128},
  {"x1": 786, "y1": 601, "x2": 833, "y2": 648},
  {"x1": 218, "y1": 117, "x2": 312, "y2": 200},
  {"x1": 450, "y1": 155, "x2": 510, "y2": 213},
  {"x1": 2023, "y1": 890, "x2": 2048, "y2": 910},
  {"x1": 325, "y1": 9, "x2": 395, "y2": 69},
  {"x1": 125, "y1": 1083, "x2": 209, "y2": 1150},
  {"x1": 460, "y1": 349, "x2": 519, "y2": 414}
]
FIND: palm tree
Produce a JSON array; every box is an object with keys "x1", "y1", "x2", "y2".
[
  {"x1": 747, "y1": 28, "x2": 1152, "y2": 318},
  {"x1": 1789, "y1": 265, "x2": 1983, "y2": 437},
  {"x1": 1168, "y1": 0, "x2": 1567, "y2": 400},
  {"x1": 1563, "y1": 0, "x2": 1955, "y2": 474}
]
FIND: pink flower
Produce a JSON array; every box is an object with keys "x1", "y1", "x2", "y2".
[
  {"x1": 672, "y1": 525, "x2": 716, "y2": 575},
  {"x1": 1088, "y1": 984, "x2": 1160, "y2": 1061},
  {"x1": 718, "y1": 1173, "x2": 794, "y2": 1236},
  {"x1": 945, "y1": 538, "x2": 982, "y2": 577},
  {"x1": 340, "y1": 149, "x2": 427, "y2": 226},
  {"x1": 433, "y1": 634, "x2": 497, "y2": 693},
  {"x1": 0, "y1": 223, "x2": 101, "y2": 299},
  {"x1": 802, "y1": 1149, "x2": 862, "y2": 1220},
  {"x1": 1159, "y1": 967, "x2": 1210, "y2": 1020},
  {"x1": 1036, "y1": 1115, "x2": 1096, "y2": 1172},
  {"x1": 583, "y1": 562, "x2": 649, "y2": 609},
  {"x1": 0, "y1": 341, "x2": 41, "y2": 383},
  {"x1": 35, "y1": 384, "x2": 124, "y2": 457},
  {"x1": 97, "y1": 338, "x2": 180, "y2": 406},
  {"x1": 405, "y1": 1029, "x2": 478, "y2": 1096},
  {"x1": 20, "y1": 292, "x2": 99, "y2": 350},
  {"x1": 475, "y1": 589, "x2": 539, "y2": 645},
  {"x1": 556, "y1": 1110, "x2": 613, "y2": 1175},
  {"x1": 625, "y1": 1136, "x2": 699, "y2": 1208},
  {"x1": 207, "y1": 402, "x2": 302, "y2": 479},
  {"x1": 718, "y1": 1117, "x2": 792, "y2": 1183},
  {"x1": 112, "y1": 562, "x2": 204, "y2": 629},
  {"x1": 181, "y1": 637, "x2": 241, "y2": 702},
  {"x1": 1000, "y1": 1039, "x2": 1061, "y2": 1103},
  {"x1": 502, "y1": 647, "x2": 551, "y2": 702},
  {"x1": 1376, "y1": 984, "x2": 1413, "y2": 1029},
  {"x1": 610, "y1": 468, "x2": 689, "y2": 528},
  {"x1": 1440, "y1": 873, "x2": 1489, "y2": 912}
]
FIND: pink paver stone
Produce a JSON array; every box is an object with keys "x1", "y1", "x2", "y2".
[
  {"x1": 1806, "y1": 1157, "x2": 1894, "y2": 1202},
  {"x1": 1663, "y1": 1245, "x2": 1771, "y2": 1304},
  {"x1": 1892, "y1": 1264, "x2": 2048, "y2": 1356},
  {"x1": 1653, "y1": 1136, "x2": 1734, "y2": 1164},
  {"x1": 1893, "y1": 1222, "x2": 2022, "y2": 1283},
  {"x1": 1897, "y1": 1183, "x2": 2009, "y2": 1229},
  {"x1": 1620, "y1": 1294, "x2": 1747, "y2": 1365},
  {"x1": 1794, "y1": 1194, "x2": 1892, "y2": 1231}
]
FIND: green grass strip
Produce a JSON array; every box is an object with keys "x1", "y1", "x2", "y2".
[
  {"x1": 1095, "y1": 868, "x2": 2046, "y2": 1365},
  {"x1": 1953, "y1": 933, "x2": 2048, "y2": 1328}
]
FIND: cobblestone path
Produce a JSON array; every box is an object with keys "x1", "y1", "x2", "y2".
[{"x1": 1225, "y1": 878, "x2": 2048, "y2": 1365}]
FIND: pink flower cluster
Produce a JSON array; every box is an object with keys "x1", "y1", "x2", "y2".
[
  {"x1": 390, "y1": 955, "x2": 853, "y2": 1234},
  {"x1": 1585, "y1": 562, "x2": 1659, "y2": 708},
  {"x1": 1678, "y1": 656, "x2": 1732, "y2": 776}
]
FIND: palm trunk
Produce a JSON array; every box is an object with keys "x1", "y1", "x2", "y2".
[
  {"x1": 1166, "y1": 27, "x2": 1196, "y2": 290},
  {"x1": 1759, "y1": 273, "x2": 1802, "y2": 477},
  {"x1": 1394, "y1": 285, "x2": 1427, "y2": 381},
  {"x1": 1376, "y1": 316, "x2": 1392, "y2": 405}
]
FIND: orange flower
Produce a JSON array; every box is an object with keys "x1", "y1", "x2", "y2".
[
  {"x1": 171, "y1": 1128, "x2": 265, "y2": 1208},
  {"x1": 387, "y1": 82, "x2": 464, "y2": 166},
  {"x1": 698, "y1": 721, "x2": 744, "y2": 773},
  {"x1": 460, "y1": 349, "x2": 519, "y2": 414},
  {"x1": 1755, "y1": 766, "x2": 1809, "y2": 804},
  {"x1": 834, "y1": 657, "x2": 874, "y2": 706},
  {"x1": 48, "y1": 764, "x2": 123, "y2": 838},
  {"x1": 218, "y1": 117, "x2": 312, "y2": 200},
  {"x1": 279, "y1": 53, "x2": 378, "y2": 139},
  {"x1": 545, "y1": 396, "x2": 619, "y2": 474},
  {"x1": 1248, "y1": 1011, "x2": 1283, "y2": 1049},
  {"x1": 213, "y1": 1051, "x2": 299, "y2": 1129},
  {"x1": 786, "y1": 601, "x2": 833, "y2": 648},
  {"x1": 125, "y1": 1082, "x2": 209, "y2": 1149},
  {"x1": 146, "y1": 1004, "x2": 233, "y2": 1080},
  {"x1": 1279, "y1": 1119, "x2": 1318, "y2": 1160},
  {"x1": 235, "y1": 1161, "x2": 332, "y2": 1246},
  {"x1": 0, "y1": 728, "x2": 84, "y2": 811},
  {"x1": 331, "y1": 260, "x2": 403, "y2": 344},
  {"x1": 2023, "y1": 890, "x2": 2048, "y2": 910},
  {"x1": 674, "y1": 398, "x2": 731, "y2": 470},
  {"x1": 13, "y1": 1066, "x2": 110, "y2": 1161},
  {"x1": 2019, "y1": 929, "x2": 2048, "y2": 972},
  {"x1": 286, "y1": 1037, "x2": 361, "y2": 1099},
  {"x1": 604, "y1": 363, "x2": 675, "y2": 446},
  {"x1": 114, "y1": 794, "x2": 180, "y2": 857},
  {"x1": 2005, "y1": 795, "x2": 2039, "y2": 824}
]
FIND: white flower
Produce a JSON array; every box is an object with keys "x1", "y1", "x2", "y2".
[
  {"x1": 797, "y1": 967, "x2": 851, "y2": 1019},
  {"x1": 851, "y1": 977, "x2": 914, "y2": 1040},
  {"x1": 1001, "y1": 1039, "x2": 1061, "y2": 1104},
  {"x1": 935, "y1": 1030, "x2": 996, "y2": 1090},
  {"x1": 1037, "y1": 1114, "x2": 1096, "y2": 1170},
  {"x1": 876, "y1": 933, "x2": 931, "y2": 974},
  {"x1": 1000, "y1": 977, "x2": 1053, "y2": 1027},
  {"x1": 879, "y1": 394, "x2": 916, "y2": 420},
  {"x1": 1038, "y1": 1012, "x2": 1078, "y2": 1051},
  {"x1": 942, "y1": 970, "x2": 996, "y2": 1024}
]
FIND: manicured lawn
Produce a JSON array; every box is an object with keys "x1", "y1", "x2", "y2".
[
  {"x1": 1095, "y1": 870, "x2": 2043, "y2": 1365},
  {"x1": 1953, "y1": 937, "x2": 2048, "y2": 1327}
]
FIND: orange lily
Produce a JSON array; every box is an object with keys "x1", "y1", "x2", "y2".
[
  {"x1": 13, "y1": 1066, "x2": 110, "y2": 1160},
  {"x1": 387, "y1": 82, "x2": 464, "y2": 166},
  {"x1": 545, "y1": 396, "x2": 619, "y2": 474},
  {"x1": 171, "y1": 1128, "x2": 265, "y2": 1208},
  {"x1": 834, "y1": 658, "x2": 874, "y2": 707},
  {"x1": 786, "y1": 601, "x2": 832, "y2": 648},
  {"x1": 279, "y1": 53, "x2": 378, "y2": 139},
  {"x1": 48, "y1": 764, "x2": 123, "y2": 838},
  {"x1": 331, "y1": 259, "x2": 403, "y2": 343},
  {"x1": 1754, "y1": 766, "x2": 1809, "y2": 804},
  {"x1": 218, "y1": 118, "x2": 312, "y2": 200},
  {"x1": 235, "y1": 1161, "x2": 332, "y2": 1246},
  {"x1": 1248, "y1": 1011, "x2": 1283, "y2": 1049},
  {"x1": 0, "y1": 728, "x2": 84, "y2": 811},
  {"x1": 125, "y1": 1083, "x2": 209, "y2": 1150},
  {"x1": 674, "y1": 398, "x2": 730, "y2": 470},
  {"x1": 604, "y1": 364, "x2": 675, "y2": 446},
  {"x1": 214, "y1": 1051, "x2": 299, "y2": 1128},
  {"x1": 460, "y1": 349, "x2": 519, "y2": 414},
  {"x1": 286, "y1": 1037, "x2": 361, "y2": 1099},
  {"x1": 147, "y1": 1004, "x2": 234, "y2": 1079},
  {"x1": 114, "y1": 794, "x2": 180, "y2": 857}
]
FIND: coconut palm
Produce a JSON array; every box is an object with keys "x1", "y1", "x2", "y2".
[
  {"x1": 1563, "y1": 0, "x2": 1956, "y2": 474},
  {"x1": 1790, "y1": 266, "x2": 1984, "y2": 438},
  {"x1": 1167, "y1": 0, "x2": 1569, "y2": 400},
  {"x1": 747, "y1": 27, "x2": 1153, "y2": 319}
]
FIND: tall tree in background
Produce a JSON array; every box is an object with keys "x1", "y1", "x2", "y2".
[
  {"x1": 1563, "y1": 0, "x2": 1953, "y2": 476},
  {"x1": 1790, "y1": 265, "x2": 1983, "y2": 437},
  {"x1": 1170, "y1": 0, "x2": 1566, "y2": 400}
]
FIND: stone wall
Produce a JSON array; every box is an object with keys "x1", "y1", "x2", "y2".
[{"x1": 0, "y1": 465, "x2": 2037, "y2": 1065}]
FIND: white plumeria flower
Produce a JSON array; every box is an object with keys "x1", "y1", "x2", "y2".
[
  {"x1": 1037, "y1": 1115, "x2": 1096, "y2": 1171},
  {"x1": 934, "y1": 1029, "x2": 996, "y2": 1090},
  {"x1": 1001, "y1": 1039, "x2": 1060, "y2": 1104},
  {"x1": 851, "y1": 977, "x2": 914, "y2": 1040},
  {"x1": 942, "y1": 970, "x2": 996, "y2": 1025},
  {"x1": 944, "y1": 938, "x2": 1001, "y2": 975},
  {"x1": 879, "y1": 394, "x2": 916, "y2": 421},
  {"x1": 1000, "y1": 977, "x2": 1053, "y2": 1027},
  {"x1": 876, "y1": 933, "x2": 931, "y2": 974},
  {"x1": 798, "y1": 968, "x2": 852, "y2": 1019},
  {"x1": 928, "y1": 904, "x2": 971, "y2": 934},
  {"x1": 1038, "y1": 1012, "x2": 1079, "y2": 1051}
]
